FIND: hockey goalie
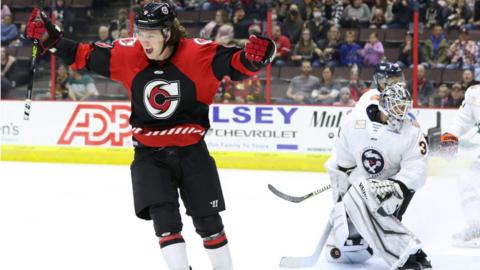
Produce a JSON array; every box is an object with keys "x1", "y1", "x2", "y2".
[
  {"x1": 440, "y1": 84, "x2": 480, "y2": 248},
  {"x1": 324, "y1": 82, "x2": 432, "y2": 270}
]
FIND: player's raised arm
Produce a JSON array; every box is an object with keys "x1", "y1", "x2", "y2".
[
  {"x1": 211, "y1": 35, "x2": 276, "y2": 81},
  {"x1": 25, "y1": 8, "x2": 119, "y2": 79}
]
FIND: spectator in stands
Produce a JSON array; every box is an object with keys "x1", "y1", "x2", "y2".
[
  {"x1": 53, "y1": 0, "x2": 73, "y2": 35},
  {"x1": 119, "y1": 28, "x2": 130, "y2": 39},
  {"x1": 461, "y1": 69, "x2": 479, "y2": 90},
  {"x1": 246, "y1": 0, "x2": 268, "y2": 21},
  {"x1": 347, "y1": 66, "x2": 367, "y2": 101},
  {"x1": 1, "y1": 4, "x2": 11, "y2": 23},
  {"x1": 232, "y1": 3, "x2": 253, "y2": 39},
  {"x1": 389, "y1": 0, "x2": 414, "y2": 29},
  {"x1": 54, "y1": 64, "x2": 69, "y2": 100},
  {"x1": 96, "y1": 25, "x2": 113, "y2": 44},
  {"x1": 448, "y1": 82, "x2": 465, "y2": 107},
  {"x1": 305, "y1": 5, "x2": 329, "y2": 44},
  {"x1": 444, "y1": 0, "x2": 473, "y2": 30},
  {"x1": 447, "y1": 27, "x2": 478, "y2": 69},
  {"x1": 341, "y1": 0, "x2": 371, "y2": 28},
  {"x1": 299, "y1": 0, "x2": 317, "y2": 21},
  {"x1": 323, "y1": 0, "x2": 344, "y2": 27},
  {"x1": 359, "y1": 31, "x2": 384, "y2": 66},
  {"x1": 281, "y1": 4, "x2": 304, "y2": 44},
  {"x1": 286, "y1": 60, "x2": 320, "y2": 104},
  {"x1": 422, "y1": 24, "x2": 449, "y2": 69},
  {"x1": 1, "y1": 15, "x2": 18, "y2": 46},
  {"x1": 224, "y1": 74, "x2": 263, "y2": 103},
  {"x1": 370, "y1": 0, "x2": 393, "y2": 29},
  {"x1": 430, "y1": 83, "x2": 451, "y2": 107},
  {"x1": 272, "y1": 0, "x2": 292, "y2": 22},
  {"x1": 1, "y1": 46, "x2": 16, "y2": 98},
  {"x1": 317, "y1": 25, "x2": 341, "y2": 67},
  {"x1": 291, "y1": 28, "x2": 322, "y2": 66},
  {"x1": 407, "y1": 65, "x2": 434, "y2": 107},
  {"x1": 200, "y1": 9, "x2": 230, "y2": 40},
  {"x1": 333, "y1": 87, "x2": 356, "y2": 106},
  {"x1": 215, "y1": 23, "x2": 235, "y2": 45},
  {"x1": 466, "y1": 0, "x2": 480, "y2": 29},
  {"x1": 272, "y1": 25, "x2": 292, "y2": 66},
  {"x1": 397, "y1": 31, "x2": 417, "y2": 68},
  {"x1": 340, "y1": 30, "x2": 362, "y2": 67},
  {"x1": 110, "y1": 8, "x2": 129, "y2": 40},
  {"x1": 66, "y1": 69, "x2": 100, "y2": 101},
  {"x1": 203, "y1": 0, "x2": 228, "y2": 11},
  {"x1": 313, "y1": 66, "x2": 341, "y2": 104},
  {"x1": 424, "y1": 0, "x2": 445, "y2": 29}
]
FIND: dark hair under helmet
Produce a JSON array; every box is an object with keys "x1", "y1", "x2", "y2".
[{"x1": 135, "y1": 1, "x2": 177, "y2": 29}]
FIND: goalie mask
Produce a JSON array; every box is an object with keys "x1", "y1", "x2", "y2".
[{"x1": 379, "y1": 82, "x2": 412, "y2": 131}]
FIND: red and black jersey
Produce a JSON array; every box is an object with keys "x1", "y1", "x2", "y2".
[{"x1": 55, "y1": 37, "x2": 259, "y2": 147}]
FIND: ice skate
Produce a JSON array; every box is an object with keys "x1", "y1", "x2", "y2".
[{"x1": 398, "y1": 249, "x2": 432, "y2": 270}]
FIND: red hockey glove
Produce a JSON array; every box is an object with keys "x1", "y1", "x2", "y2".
[
  {"x1": 244, "y1": 34, "x2": 276, "y2": 65},
  {"x1": 26, "y1": 8, "x2": 63, "y2": 54},
  {"x1": 440, "y1": 132, "x2": 459, "y2": 157}
]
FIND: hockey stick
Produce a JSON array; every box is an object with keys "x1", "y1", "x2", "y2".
[
  {"x1": 268, "y1": 184, "x2": 331, "y2": 203},
  {"x1": 280, "y1": 222, "x2": 332, "y2": 268},
  {"x1": 24, "y1": 1, "x2": 44, "y2": 120}
]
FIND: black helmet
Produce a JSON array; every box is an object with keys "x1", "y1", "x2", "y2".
[
  {"x1": 373, "y1": 62, "x2": 404, "y2": 91},
  {"x1": 135, "y1": 1, "x2": 177, "y2": 29}
]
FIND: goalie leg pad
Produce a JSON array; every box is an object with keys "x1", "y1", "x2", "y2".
[
  {"x1": 326, "y1": 201, "x2": 373, "y2": 264},
  {"x1": 325, "y1": 156, "x2": 352, "y2": 202},
  {"x1": 458, "y1": 160, "x2": 480, "y2": 225},
  {"x1": 343, "y1": 177, "x2": 422, "y2": 270}
]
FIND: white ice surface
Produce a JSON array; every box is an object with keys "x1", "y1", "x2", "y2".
[{"x1": 0, "y1": 162, "x2": 479, "y2": 270}]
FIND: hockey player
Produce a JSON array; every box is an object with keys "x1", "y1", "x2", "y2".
[
  {"x1": 356, "y1": 62, "x2": 405, "y2": 109},
  {"x1": 324, "y1": 82, "x2": 432, "y2": 269},
  {"x1": 25, "y1": 1, "x2": 275, "y2": 269},
  {"x1": 440, "y1": 84, "x2": 480, "y2": 248}
]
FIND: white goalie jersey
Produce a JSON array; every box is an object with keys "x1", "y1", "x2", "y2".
[
  {"x1": 335, "y1": 104, "x2": 428, "y2": 191},
  {"x1": 446, "y1": 84, "x2": 480, "y2": 138}
]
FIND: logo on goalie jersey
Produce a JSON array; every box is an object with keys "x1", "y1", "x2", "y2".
[
  {"x1": 361, "y1": 148, "x2": 384, "y2": 176},
  {"x1": 143, "y1": 80, "x2": 181, "y2": 119}
]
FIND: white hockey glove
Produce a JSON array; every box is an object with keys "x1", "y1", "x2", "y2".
[{"x1": 369, "y1": 179, "x2": 404, "y2": 217}]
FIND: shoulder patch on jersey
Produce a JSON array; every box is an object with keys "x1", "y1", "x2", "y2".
[
  {"x1": 361, "y1": 147, "x2": 385, "y2": 177},
  {"x1": 118, "y1": 37, "x2": 137, "y2": 47},
  {"x1": 193, "y1": 38, "x2": 213, "y2": 45}
]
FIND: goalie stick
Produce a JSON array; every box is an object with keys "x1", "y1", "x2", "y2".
[
  {"x1": 280, "y1": 222, "x2": 333, "y2": 268},
  {"x1": 268, "y1": 184, "x2": 331, "y2": 203}
]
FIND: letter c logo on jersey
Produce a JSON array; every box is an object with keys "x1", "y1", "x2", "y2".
[
  {"x1": 143, "y1": 79, "x2": 181, "y2": 119},
  {"x1": 361, "y1": 148, "x2": 384, "y2": 176}
]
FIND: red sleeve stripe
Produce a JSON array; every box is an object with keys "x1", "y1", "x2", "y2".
[
  {"x1": 203, "y1": 234, "x2": 228, "y2": 249},
  {"x1": 70, "y1": 43, "x2": 94, "y2": 70},
  {"x1": 230, "y1": 51, "x2": 258, "y2": 77}
]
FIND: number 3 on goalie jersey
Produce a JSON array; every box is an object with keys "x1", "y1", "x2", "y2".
[{"x1": 419, "y1": 140, "x2": 427, "y2": 155}]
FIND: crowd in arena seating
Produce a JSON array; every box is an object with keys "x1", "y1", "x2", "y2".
[{"x1": 1, "y1": 0, "x2": 480, "y2": 108}]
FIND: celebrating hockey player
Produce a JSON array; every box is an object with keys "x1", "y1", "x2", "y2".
[
  {"x1": 440, "y1": 84, "x2": 480, "y2": 248},
  {"x1": 25, "y1": 1, "x2": 275, "y2": 269},
  {"x1": 324, "y1": 82, "x2": 432, "y2": 269}
]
